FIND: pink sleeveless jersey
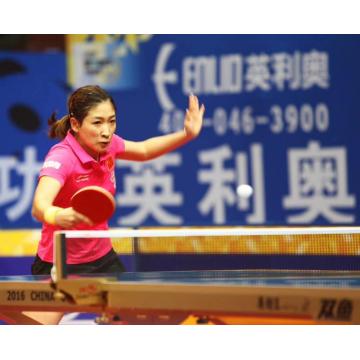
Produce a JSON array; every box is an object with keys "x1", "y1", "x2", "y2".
[{"x1": 37, "y1": 131, "x2": 125, "y2": 264}]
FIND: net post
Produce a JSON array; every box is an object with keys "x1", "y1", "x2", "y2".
[{"x1": 53, "y1": 231, "x2": 67, "y2": 280}]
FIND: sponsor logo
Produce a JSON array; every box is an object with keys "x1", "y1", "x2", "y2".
[
  {"x1": 318, "y1": 298, "x2": 353, "y2": 321},
  {"x1": 43, "y1": 160, "x2": 61, "y2": 170}
]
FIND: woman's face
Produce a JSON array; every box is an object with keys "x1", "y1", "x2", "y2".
[{"x1": 71, "y1": 99, "x2": 117, "y2": 159}]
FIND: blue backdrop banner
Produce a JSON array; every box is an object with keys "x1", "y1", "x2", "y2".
[{"x1": 1, "y1": 35, "x2": 360, "y2": 229}]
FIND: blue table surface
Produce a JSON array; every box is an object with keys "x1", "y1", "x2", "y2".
[{"x1": 1, "y1": 270, "x2": 360, "y2": 288}]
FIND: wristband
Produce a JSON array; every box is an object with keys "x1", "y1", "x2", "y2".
[{"x1": 44, "y1": 206, "x2": 62, "y2": 225}]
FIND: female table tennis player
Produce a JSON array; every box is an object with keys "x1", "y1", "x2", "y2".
[{"x1": 24, "y1": 85, "x2": 205, "y2": 324}]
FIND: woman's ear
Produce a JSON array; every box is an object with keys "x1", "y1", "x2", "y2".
[{"x1": 70, "y1": 117, "x2": 80, "y2": 133}]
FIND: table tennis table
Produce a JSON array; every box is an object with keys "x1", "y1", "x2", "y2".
[
  {"x1": 0, "y1": 269, "x2": 360, "y2": 324},
  {"x1": 1, "y1": 227, "x2": 360, "y2": 324}
]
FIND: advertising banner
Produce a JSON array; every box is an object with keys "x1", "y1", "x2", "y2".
[{"x1": 1, "y1": 35, "x2": 359, "y2": 228}]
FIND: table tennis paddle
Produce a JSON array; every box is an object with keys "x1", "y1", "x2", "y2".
[{"x1": 71, "y1": 185, "x2": 115, "y2": 224}]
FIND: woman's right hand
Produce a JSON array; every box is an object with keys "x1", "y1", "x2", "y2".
[{"x1": 54, "y1": 207, "x2": 93, "y2": 228}]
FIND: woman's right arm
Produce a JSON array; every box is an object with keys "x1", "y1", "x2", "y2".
[{"x1": 32, "y1": 176, "x2": 92, "y2": 228}]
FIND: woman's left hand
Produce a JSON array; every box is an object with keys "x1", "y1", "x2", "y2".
[{"x1": 184, "y1": 94, "x2": 205, "y2": 140}]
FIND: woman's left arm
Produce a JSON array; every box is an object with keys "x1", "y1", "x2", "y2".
[{"x1": 119, "y1": 94, "x2": 205, "y2": 161}]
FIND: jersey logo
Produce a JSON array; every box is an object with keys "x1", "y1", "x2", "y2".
[
  {"x1": 43, "y1": 160, "x2": 61, "y2": 170},
  {"x1": 75, "y1": 174, "x2": 90, "y2": 183}
]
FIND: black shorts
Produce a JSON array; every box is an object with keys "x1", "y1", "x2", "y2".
[{"x1": 31, "y1": 249, "x2": 125, "y2": 276}]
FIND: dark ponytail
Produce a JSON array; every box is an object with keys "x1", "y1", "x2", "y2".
[{"x1": 47, "y1": 112, "x2": 71, "y2": 140}]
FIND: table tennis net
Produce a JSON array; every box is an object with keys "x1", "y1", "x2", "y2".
[
  {"x1": 109, "y1": 229, "x2": 359, "y2": 254},
  {"x1": 61, "y1": 227, "x2": 360, "y2": 271}
]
